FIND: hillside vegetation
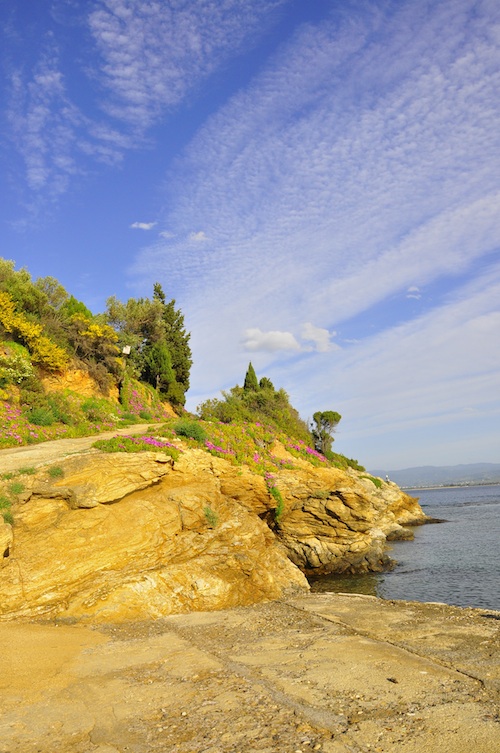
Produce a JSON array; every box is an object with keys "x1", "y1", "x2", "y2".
[{"x1": 0, "y1": 258, "x2": 363, "y2": 484}]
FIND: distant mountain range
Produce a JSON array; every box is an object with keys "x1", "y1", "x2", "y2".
[{"x1": 369, "y1": 463, "x2": 500, "y2": 489}]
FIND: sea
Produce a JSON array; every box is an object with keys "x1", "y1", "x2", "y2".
[{"x1": 308, "y1": 484, "x2": 500, "y2": 611}]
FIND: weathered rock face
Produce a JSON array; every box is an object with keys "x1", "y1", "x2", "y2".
[
  {"x1": 275, "y1": 468, "x2": 423, "y2": 574},
  {"x1": 41, "y1": 367, "x2": 120, "y2": 401},
  {"x1": 0, "y1": 445, "x2": 427, "y2": 622}
]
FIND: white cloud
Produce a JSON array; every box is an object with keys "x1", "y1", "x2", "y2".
[
  {"x1": 301, "y1": 323, "x2": 338, "y2": 353},
  {"x1": 242, "y1": 328, "x2": 301, "y2": 352},
  {"x1": 406, "y1": 286, "x2": 421, "y2": 300},
  {"x1": 188, "y1": 231, "x2": 208, "y2": 243},
  {"x1": 130, "y1": 221, "x2": 157, "y2": 230}
]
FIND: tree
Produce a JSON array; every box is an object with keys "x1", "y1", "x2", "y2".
[
  {"x1": 243, "y1": 362, "x2": 259, "y2": 391},
  {"x1": 153, "y1": 283, "x2": 192, "y2": 401},
  {"x1": 106, "y1": 284, "x2": 192, "y2": 406},
  {"x1": 141, "y1": 342, "x2": 174, "y2": 394},
  {"x1": 311, "y1": 410, "x2": 342, "y2": 456},
  {"x1": 259, "y1": 376, "x2": 275, "y2": 391}
]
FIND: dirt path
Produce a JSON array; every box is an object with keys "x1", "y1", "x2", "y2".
[
  {"x1": 0, "y1": 424, "x2": 162, "y2": 474},
  {"x1": 0, "y1": 594, "x2": 498, "y2": 753}
]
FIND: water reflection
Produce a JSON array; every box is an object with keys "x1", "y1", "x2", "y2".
[{"x1": 308, "y1": 571, "x2": 383, "y2": 597}]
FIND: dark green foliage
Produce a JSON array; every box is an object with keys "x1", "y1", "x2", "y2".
[
  {"x1": 259, "y1": 376, "x2": 274, "y2": 391},
  {"x1": 46, "y1": 393, "x2": 78, "y2": 425},
  {"x1": 106, "y1": 283, "x2": 192, "y2": 406},
  {"x1": 154, "y1": 283, "x2": 192, "y2": 403},
  {"x1": 243, "y1": 362, "x2": 259, "y2": 391},
  {"x1": 269, "y1": 485, "x2": 285, "y2": 525},
  {"x1": 141, "y1": 341, "x2": 174, "y2": 393},
  {"x1": 0, "y1": 259, "x2": 191, "y2": 422},
  {"x1": 35, "y1": 276, "x2": 68, "y2": 310},
  {"x1": 311, "y1": 410, "x2": 342, "y2": 455},
  {"x1": 0, "y1": 259, "x2": 50, "y2": 319},
  {"x1": 173, "y1": 419, "x2": 207, "y2": 443}
]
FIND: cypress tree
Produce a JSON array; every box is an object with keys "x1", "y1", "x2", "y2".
[{"x1": 243, "y1": 362, "x2": 259, "y2": 391}]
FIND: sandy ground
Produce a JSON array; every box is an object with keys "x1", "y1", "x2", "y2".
[{"x1": 0, "y1": 594, "x2": 498, "y2": 753}]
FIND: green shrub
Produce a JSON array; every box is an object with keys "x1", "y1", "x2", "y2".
[
  {"x1": 119, "y1": 411, "x2": 140, "y2": 423},
  {"x1": 18, "y1": 466, "x2": 36, "y2": 475},
  {"x1": 173, "y1": 419, "x2": 207, "y2": 443},
  {"x1": 47, "y1": 393, "x2": 79, "y2": 425},
  {"x1": 81, "y1": 397, "x2": 115, "y2": 423},
  {"x1": 360, "y1": 475, "x2": 383, "y2": 489},
  {"x1": 2, "y1": 510, "x2": 14, "y2": 525},
  {"x1": 0, "y1": 495, "x2": 11, "y2": 509},
  {"x1": 8, "y1": 481, "x2": 24, "y2": 495},
  {"x1": 93, "y1": 435, "x2": 180, "y2": 461},
  {"x1": 48, "y1": 466, "x2": 64, "y2": 479},
  {"x1": 139, "y1": 410, "x2": 152, "y2": 420},
  {"x1": 269, "y1": 485, "x2": 285, "y2": 524},
  {"x1": 328, "y1": 452, "x2": 365, "y2": 471},
  {"x1": 0, "y1": 343, "x2": 34, "y2": 385},
  {"x1": 203, "y1": 505, "x2": 219, "y2": 528},
  {"x1": 29, "y1": 407, "x2": 55, "y2": 426}
]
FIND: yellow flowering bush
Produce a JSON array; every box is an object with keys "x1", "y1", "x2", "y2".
[{"x1": 0, "y1": 291, "x2": 68, "y2": 370}]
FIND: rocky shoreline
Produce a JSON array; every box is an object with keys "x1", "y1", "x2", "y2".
[
  {"x1": 1, "y1": 433, "x2": 428, "y2": 622},
  {"x1": 3, "y1": 433, "x2": 496, "y2": 750},
  {"x1": 1, "y1": 593, "x2": 498, "y2": 753}
]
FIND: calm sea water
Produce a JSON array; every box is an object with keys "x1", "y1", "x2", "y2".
[{"x1": 309, "y1": 484, "x2": 500, "y2": 611}]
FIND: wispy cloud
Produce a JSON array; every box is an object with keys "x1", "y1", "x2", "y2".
[
  {"x1": 288, "y1": 260, "x2": 500, "y2": 465},
  {"x1": 131, "y1": 0, "x2": 500, "y2": 465},
  {"x1": 406, "y1": 287, "x2": 421, "y2": 300},
  {"x1": 134, "y1": 0, "x2": 500, "y2": 315},
  {"x1": 188, "y1": 231, "x2": 208, "y2": 243},
  {"x1": 88, "y1": 0, "x2": 287, "y2": 130},
  {"x1": 6, "y1": 49, "x2": 81, "y2": 205},
  {"x1": 130, "y1": 221, "x2": 157, "y2": 230},
  {"x1": 5, "y1": 1, "x2": 286, "y2": 209}
]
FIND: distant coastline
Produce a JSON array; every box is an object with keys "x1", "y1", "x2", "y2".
[
  {"x1": 371, "y1": 462, "x2": 500, "y2": 490},
  {"x1": 404, "y1": 481, "x2": 500, "y2": 491}
]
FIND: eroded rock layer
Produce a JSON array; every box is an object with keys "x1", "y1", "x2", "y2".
[{"x1": 0, "y1": 444, "x2": 427, "y2": 622}]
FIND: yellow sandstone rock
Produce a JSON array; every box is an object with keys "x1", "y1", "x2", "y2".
[{"x1": 0, "y1": 445, "x2": 426, "y2": 622}]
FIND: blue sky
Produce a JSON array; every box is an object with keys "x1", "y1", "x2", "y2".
[{"x1": 2, "y1": 0, "x2": 500, "y2": 470}]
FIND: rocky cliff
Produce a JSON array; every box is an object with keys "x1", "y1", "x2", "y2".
[{"x1": 0, "y1": 440, "x2": 427, "y2": 622}]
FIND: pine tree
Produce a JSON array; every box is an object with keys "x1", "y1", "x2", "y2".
[{"x1": 311, "y1": 411, "x2": 342, "y2": 455}]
